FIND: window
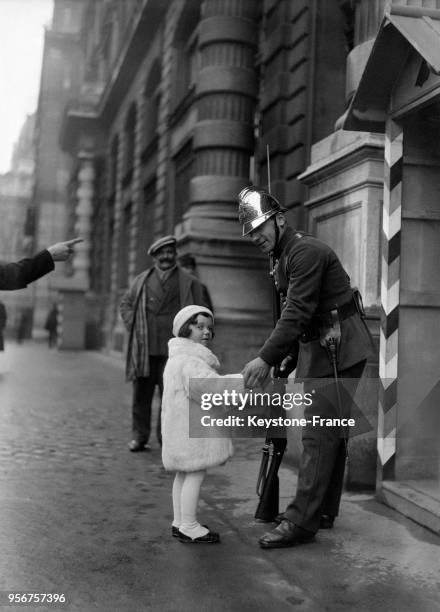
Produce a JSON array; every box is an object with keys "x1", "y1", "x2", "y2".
[
  {"x1": 118, "y1": 203, "x2": 132, "y2": 289},
  {"x1": 138, "y1": 179, "x2": 156, "y2": 271},
  {"x1": 109, "y1": 136, "x2": 119, "y2": 197},
  {"x1": 143, "y1": 61, "x2": 161, "y2": 152},
  {"x1": 173, "y1": 141, "x2": 195, "y2": 225},
  {"x1": 101, "y1": 18, "x2": 114, "y2": 77},
  {"x1": 106, "y1": 197, "x2": 115, "y2": 293},
  {"x1": 123, "y1": 105, "x2": 137, "y2": 183},
  {"x1": 172, "y1": 1, "x2": 201, "y2": 107}
]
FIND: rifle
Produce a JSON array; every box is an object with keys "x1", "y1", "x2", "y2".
[
  {"x1": 254, "y1": 341, "x2": 288, "y2": 521},
  {"x1": 255, "y1": 146, "x2": 288, "y2": 521},
  {"x1": 255, "y1": 422, "x2": 287, "y2": 521}
]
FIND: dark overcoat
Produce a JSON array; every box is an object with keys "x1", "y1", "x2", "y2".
[{"x1": 120, "y1": 267, "x2": 210, "y2": 381}]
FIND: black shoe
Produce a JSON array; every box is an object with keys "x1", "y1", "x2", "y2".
[
  {"x1": 178, "y1": 529, "x2": 220, "y2": 544},
  {"x1": 320, "y1": 515, "x2": 335, "y2": 529},
  {"x1": 259, "y1": 520, "x2": 315, "y2": 549},
  {"x1": 172, "y1": 524, "x2": 210, "y2": 538},
  {"x1": 128, "y1": 440, "x2": 151, "y2": 452}
]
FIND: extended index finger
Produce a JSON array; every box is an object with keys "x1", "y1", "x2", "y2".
[{"x1": 65, "y1": 238, "x2": 83, "y2": 246}]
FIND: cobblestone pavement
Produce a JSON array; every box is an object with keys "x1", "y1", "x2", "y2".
[{"x1": 0, "y1": 343, "x2": 439, "y2": 612}]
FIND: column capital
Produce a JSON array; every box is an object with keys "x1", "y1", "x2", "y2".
[{"x1": 77, "y1": 150, "x2": 96, "y2": 162}]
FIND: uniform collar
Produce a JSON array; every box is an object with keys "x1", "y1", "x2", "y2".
[{"x1": 273, "y1": 226, "x2": 296, "y2": 258}]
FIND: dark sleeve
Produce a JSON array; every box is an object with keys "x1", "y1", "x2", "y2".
[
  {"x1": 0, "y1": 250, "x2": 54, "y2": 291},
  {"x1": 202, "y1": 284, "x2": 213, "y2": 313},
  {"x1": 259, "y1": 243, "x2": 327, "y2": 365}
]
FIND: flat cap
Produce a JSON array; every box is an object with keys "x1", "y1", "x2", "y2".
[{"x1": 148, "y1": 235, "x2": 177, "y2": 256}]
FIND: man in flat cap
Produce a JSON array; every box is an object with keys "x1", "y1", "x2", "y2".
[{"x1": 120, "y1": 235, "x2": 212, "y2": 452}]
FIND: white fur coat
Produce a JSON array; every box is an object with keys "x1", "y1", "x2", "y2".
[{"x1": 161, "y1": 337, "x2": 234, "y2": 472}]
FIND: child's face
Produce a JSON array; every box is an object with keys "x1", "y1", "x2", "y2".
[{"x1": 188, "y1": 314, "x2": 214, "y2": 348}]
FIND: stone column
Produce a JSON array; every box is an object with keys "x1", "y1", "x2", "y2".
[
  {"x1": 57, "y1": 152, "x2": 94, "y2": 350},
  {"x1": 190, "y1": 0, "x2": 259, "y2": 228},
  {"x1": 177, "y1": 0, "x2": 272, "y2": 371},
  {"x1": 73, "y1": 152, "x2": 95, "y2": 285}
]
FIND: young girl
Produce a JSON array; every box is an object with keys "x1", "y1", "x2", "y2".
[{"x1": 161, "y1": 305, "x2": 235, "y2": 544}]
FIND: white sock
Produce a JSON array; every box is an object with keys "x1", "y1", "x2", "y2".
[
  {"x1": 179, "y1": 521, "x2": 209, "y2": 539},
  {"x1": 172, "y1": 472, "x2": 185, "y2": 528},
  {"x1": 179, "y1": 470, "x2": 208, "y2": 538}
]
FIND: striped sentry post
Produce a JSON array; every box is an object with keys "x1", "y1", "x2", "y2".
[{"x1": 377, "y1": 117, "x2": 403, "y2": 483}]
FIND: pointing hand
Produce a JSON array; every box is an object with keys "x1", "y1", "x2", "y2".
[{"x1": 47, "y1": 238, "x2": 83, "y2": 262}]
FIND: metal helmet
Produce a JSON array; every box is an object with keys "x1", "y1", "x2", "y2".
[{"x1": 238, "y1": 186, "x2": 284, "y2": 236}]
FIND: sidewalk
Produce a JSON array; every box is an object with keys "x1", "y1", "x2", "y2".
[{"x1": 0, "y1": 343, "x2": 439, "y2": 612}]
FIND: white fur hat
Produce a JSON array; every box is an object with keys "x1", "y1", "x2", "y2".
[{"x1": 172, "y1": 305, "x2": 214, "y2": 337}]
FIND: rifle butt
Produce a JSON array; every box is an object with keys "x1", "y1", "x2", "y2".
[{"x1": 254, "y1": 474, "x2": 279, "y2": 521}]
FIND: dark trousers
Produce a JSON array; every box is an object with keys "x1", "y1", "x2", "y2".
[
  {"x1": 284, "y1": 360, "x2": 366, "y2": 533},
  {"x1": 132, "y1": 355, "x2": 167, "y2": 444},
  {"x1": 48, "y1": 331, "x2": 57, "y2": 348}
]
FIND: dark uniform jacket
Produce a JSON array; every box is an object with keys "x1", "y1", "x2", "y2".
[
  {"x1": 259, "y1": 227, "x2": 371, "y2": 378},
  {"x1": 0, "y1": 251, "x2": 54, "y2": 291}
]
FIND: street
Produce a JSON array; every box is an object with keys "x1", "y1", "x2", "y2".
[{"x1": 0, "y1": 343, "x2": 439, "y2": 612}]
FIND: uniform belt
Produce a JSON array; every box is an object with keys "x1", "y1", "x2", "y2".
[{"x1": 301, "y1": 298, "x2": 357, "y2": 343}]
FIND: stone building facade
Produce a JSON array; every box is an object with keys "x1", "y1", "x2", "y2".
[
  {"x1": 32, "y1": 0, "x2": 440, "y2": 524},
  {"x1": 0, "y1": 114, "x2": 36, "y2": 338},
  {"x1": 30, "y1": 0, "x2": 84, "y2": 331},
  {"x1": 49, "y1": 0, "x2": 378, "y2": 489},
  {"x1": 53, "y1": 0, "x2": 369, "y2": 479},
  {"x1": 59, "y1": 0, "x2": 351, "y2": 361}
]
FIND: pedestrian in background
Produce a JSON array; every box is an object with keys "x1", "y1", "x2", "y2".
[
  {"x1": 0, "y1": 300, "x2": 7, "y2": 370},
  {"x1": 0, "y1": 300, "x2": 7, "y2": 352},
  {"x1": 162, "y1": 305, "x2": 235, "y2": 544},
  {"x1": 120, "y1": 236, "x2": 211, "y2": 453},
  {"x1": 15, "y1": 311, "x2": 27, "y2": 344},
  {"x1": 44, "y1": 304, "x2": 58, "y2": 348}
]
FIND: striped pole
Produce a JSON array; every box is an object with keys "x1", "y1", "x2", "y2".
[{"x1": 377, "y1": 117, "x2": 403, "y2": 483}]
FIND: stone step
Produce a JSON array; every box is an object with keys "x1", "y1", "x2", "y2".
[{"x1": 380, "y1": 480, "x2": 440, "y2": 535}]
